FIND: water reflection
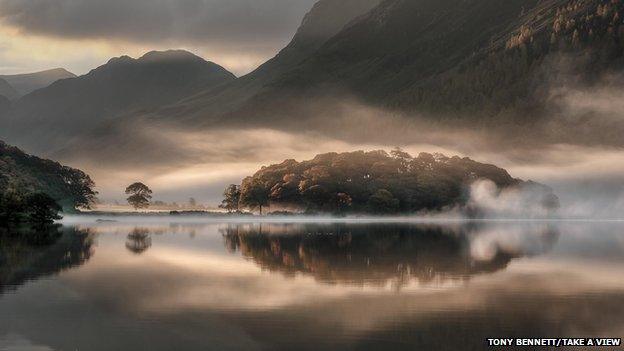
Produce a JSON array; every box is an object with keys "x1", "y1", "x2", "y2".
[
  {"x1": 1, "y1": 221, "x2": 623, "y2": 351},
  {"x1": 125, "y1": 228, "x2": 152, "y2": 254},
  {"x1": 0, "y1": 226, "x2": 95, "y2": 294},
  {"x1": 221, "y1": 223, "x2": 559, "y2": 287}
]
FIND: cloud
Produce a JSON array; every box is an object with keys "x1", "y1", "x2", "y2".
[
  {"x1": 0, "y1": 0, "x2": 316, "y2": 47},
  {"x1": 0, "y1": 0, "x2": 318, "y2": 74}
]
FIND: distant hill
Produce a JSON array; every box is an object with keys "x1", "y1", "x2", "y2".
[
  {"x1": 0, "y1": 140, "x2": 97, "y2": 210},
  {"x1": 0, "y1": 68, "x2": 76, "y2": 97},
  {"x1": 0, "y1": 78, "x2": 18, "y2": 100},
  {"x1": 234, "y1": 150, "x2": 559, "y2": 215},
  {"x1": 0, "y1": 50, "x2": 236, "y2": 153}
]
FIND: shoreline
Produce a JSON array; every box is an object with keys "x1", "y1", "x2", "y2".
[{"x1": 58, "y1": 213, "x2": 624, "y2": 224}]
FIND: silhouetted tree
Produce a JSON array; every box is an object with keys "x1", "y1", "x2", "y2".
[
  {"x1": 0, "y1": 191, "x2": 27, "y2": 224},
  {"x1": 125, "y1": 182, "x2": 153, "y2": 210},
  {"x1": 220, "y1": 184, "x2": 241, "y2": 213},
  {"x1": 189, "y1": 197, "x2": 197, "y2": 208},
  {"x1": 240, "y1": 178, "x2": 270, "y2": 215},
  {"x1": 25, "y1": 193, "x2": 62, "y2": 224},
  {"x1": 0, "y1": 191, "x2": 61, "y2": 225},
  {"x1": 59, "y1": 168, "x2": 98, "y2": 210}
]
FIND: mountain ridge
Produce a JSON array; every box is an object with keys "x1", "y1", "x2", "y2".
[
  {"x1": 0, "y1": 68, "x2": 76, "y2": 97},
  {"x1": 0, "y1": 50, "x2": 236, "y2": 154}
]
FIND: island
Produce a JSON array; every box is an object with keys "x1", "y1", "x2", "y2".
[{"x1": 225, "y1": 149, "x2": 559, "y2": 215}]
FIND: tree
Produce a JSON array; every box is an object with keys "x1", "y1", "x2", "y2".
[
  {"x1": 25, "y1": 193, "x2": 62, "y2": 224},
  {"x1": 0, "y1": 191, "x2": 62, "y2": 225},
  {"x1": 240, "y1": 178, "x2": 270, "y2": 215},
  {"x1": 125, "y1": 182, "x2": 153, "y2": 210},
  {"x1": 228, "y1": 150, "x2": 558, "y2": 215},
  {"x1": 125, "y1": 228, "x2": 152, "y2": 254},
  {"x1": 189, "y1": 197, "x2": 197, "y2": 208},
  {"x1": 0, "y1": 191, "x2": 27, "y2": 224},
  {"x1": 367, "y1": 189, "x2": 400, "y2": 214},
  {"x1": 220, "y1": 184, "x2": 241, "y2": 213},
  {"x1": 59, "y1": 168, "x2": 98, "y2": 210}
]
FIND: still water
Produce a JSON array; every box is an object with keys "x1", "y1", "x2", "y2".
[{"x1": 1, "y1": 218, "x2": 623, "y2": 350}]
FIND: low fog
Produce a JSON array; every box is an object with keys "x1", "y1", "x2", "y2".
[{"x1": 40, "y1": 60, "x2": 624, "y2": 219}]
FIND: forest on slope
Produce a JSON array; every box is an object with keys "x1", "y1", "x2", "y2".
[{"x1": 0, "y1": 140, "x2": 97, "y2": 214}]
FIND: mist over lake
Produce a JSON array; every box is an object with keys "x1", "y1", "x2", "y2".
[{"x1": 3, "y1": 0, "x2": 624, "y2": 349}]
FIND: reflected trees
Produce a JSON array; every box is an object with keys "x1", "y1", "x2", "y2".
[
  {"x1": 221, "y1": 223, "x2": 559, "y2": 288},
  {"x1": 125, "y1": 227, "x2": 152, "y2": 254}
]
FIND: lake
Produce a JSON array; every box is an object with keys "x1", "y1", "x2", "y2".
[{"x1": 1, "y1": 217, "x2": 623, "y2": 350}]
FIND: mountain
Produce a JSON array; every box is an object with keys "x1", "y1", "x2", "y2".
[
  {"x1": 6, "y1": 0, "x2": 624, "y2": 162},
  {"x1": 0, "y1": 95, "x2": 10, "y2": 114},
  {"x1": 0, "y1": 78, "x2": 18, "y2": 100},
  {"x1": 266, "y1": 0, "x2": 624, "y2": 117},
  {"x1": 220, "y1": 0, "x2": 623, "y2": 123},
  {"x1": 159, "y1": 0, "x2": 382, "y2": 121},
  {"x1": 0, "y1": 68, "x2": 76, "y2": 97},
  {"x1": 132, "y1": 0, "x2": 624, "y2": 140},
  {"x1": 0, "y1": 50, "x2": 236, "y2": 153},
  {"x1": 0, "y1": 140, "x2": 97, "y2": 210}
]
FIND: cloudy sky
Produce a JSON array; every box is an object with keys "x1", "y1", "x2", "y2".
[{"x1": 0, "y1": 0, "x2": 317, "y2": 76}]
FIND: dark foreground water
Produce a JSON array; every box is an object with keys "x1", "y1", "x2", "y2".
[{"x1": 1, "y1": 219, "x2": 623, "y2": 351}]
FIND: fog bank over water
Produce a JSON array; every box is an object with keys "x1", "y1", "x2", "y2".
[
  {"x1": 53, "y1": 73, "x2": 624, "y2": 215},
  {"x1": 60, "y1": 123, "x2": 624, "y2": 218}
]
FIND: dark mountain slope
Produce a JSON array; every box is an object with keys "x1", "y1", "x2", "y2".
[
  {"x1": 145, "y1": 0, "x2": 623, "y2": 134},
  {"x1": 0, "y1": 95, "x2": 10, "y2": 115},
  {"x1": 240, "y1": 0, "x2": 624, "y2": 120},
  {"x1": 0, "y1": 68, "x2": 76, "y2": 97},
  {"x1": 0, "y1": 78, "x2": 18, "y2": 100},
  {"x1": 162, "y1": 0, "x2": 382, "y2": 121},
  {"x1": 0, "y1": 50, "x2": 235, "y2": 153}
]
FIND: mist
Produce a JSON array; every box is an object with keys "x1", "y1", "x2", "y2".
[{"x1": 50, "y1": 96, "x2": 624, "y2": 219}]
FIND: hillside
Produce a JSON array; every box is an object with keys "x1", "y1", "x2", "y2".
[
  {"x1": 0, "y1": 140, "x2": 97, "y2": 210},
  {"x1": 233, "y1": 150, "x2": 559, "y2": 214},
  {"x1": 94, "y1": 0, "x2": 624, "y2": 152},
  {"x1": 152, "y1": 0, "x2": 623, "y2": 126},
  {"x1": 0, "y1": 78, "x2": 18, "y2": 100},
  {"x1": 161, "y1": 0, "x2": 382, "y2": 121},
  {"x1": 0, "y1": 68, "x2": 76, "y2": 97},
  {"x1": 0, "y1": 50, "x2": 236, "y2": 154},
  {"x1": 4, "y1": 0, "x2": 624, "y2": 163},
  {"x1": 0, "y1": 95, "x2": 10, "y2": 115}
]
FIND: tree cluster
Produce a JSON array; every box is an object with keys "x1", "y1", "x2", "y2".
[
  {"x1": 224, "y1": 149, "x2": 550, "y2": 215},
  {"x1": 0, "y1": 191, "x2": 62, "y2": 226},
  {"x1": 0, "y1": 141, "x2": 98, "y2": 211}
]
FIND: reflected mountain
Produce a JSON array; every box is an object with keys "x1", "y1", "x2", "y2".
[
  {"x1": 125, "y1": 228, "x2": 153, "y2": 255},
  {"x1": 221, "y1": 223, "x2": 559, "y2": 287},
  {"x1": 0, "y1": 226, "x2": 95, "y2": 294}
]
